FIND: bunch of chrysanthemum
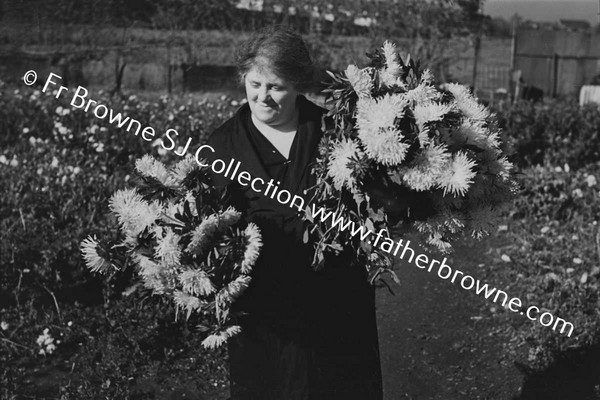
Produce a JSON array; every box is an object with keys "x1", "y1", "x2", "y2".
[
  {"x1": 303, "y1": 41, "x2": 516, "y2": 279},
  {"x1": 80, "y1": 154, "x2": 262, "y2": 349}
]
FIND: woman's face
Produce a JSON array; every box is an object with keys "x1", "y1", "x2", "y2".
[{"x1": 244, "y1": 65, "x2": 299, "y2": 128}]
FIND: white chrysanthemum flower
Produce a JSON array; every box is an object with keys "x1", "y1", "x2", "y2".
[
  {"x1": 184, "y1": 191, "x2": 198, "y2": 217},
  {"x1": 219, "y1": 275, "x2": 252, "y2": 305},
  {"x1": 345, "y1": 64, "x2": 373, "y2": 98},
  {"x1": 133, "y1": 253, "x2": 162, "y2": 277},
  {"x1": 403, "y1": 83, "x2": 442, "y2": 105},
  {"x1": 420, "y1": 69, "x2": 434, "y2": 85},
  {"x1": 219, "y1": 207, "x2": 242, "y2": 229},
  {"x1": 356, "y1": 94, "x2": 407, "y2": 132},
  {"x1": 154, "y1": 227, "x2": 182, "y2": 266},
  {"x1": 413, "y1": 101, "x2": 453, "y2": 129},
  {"x1": 187, "y1": 207, "x2": 241, "y2": 255},
  {"x1": 136, "y1": 154, "x2": 177, "y2": 188},
  {"x1": 201, "y1": 325, "x2": 241, "y2": 350},
  {"x1": 109, "y1": 189, "x2": 161, "y2": 239},
  {"x1": 427, "y1": 231, "x2": 453, "y2": 253},
  {"x1": 179, "y1": 269, "x2": 215, "y2": 297},
  {"x1": 162, "y1": 201, "x2": 183, "y2": 221},
  {"x1": 80, "y1": 236, "x2": 112, "y2": 274},
  {"x1": 240, "y1": 223, "x2": 262, "y2": 273},
  {"x1": 187, "y1": 214, "x2": 220, "y2": 254},
  {"x1": 173, "y1": 155, "x2": 199, "y2": 184},
  {"x1": 452, "y1": 120, "x2": 500, "y2": 152},
  {"x1": 327, "y1": 138, "x2": 364, "y2": 191},
  {"x1": 439, "y1": 152, "x2": 477, "y2": 197},
  {"x1": 399, "y1": 144, "x2": 451, "y2": 191},
  {"x1": 446, "y1": 83, "x2": 489, "y2": 121},
  {"x1": 360, "y1": 127, "x2": 410, "y2": 166},
  {"x1": 380, "y1": 41, "x2": 403, "y2": 87},
  {"x1": 356, "y1": 94, "x2": 410, "y2": 165},
  {"x1": 173, "y1": 290, "x2": 202, "y2": 319}
]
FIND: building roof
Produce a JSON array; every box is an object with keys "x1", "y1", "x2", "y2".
[{"x1": 559, "y1": 19, "x2": 591, "y2": 31}]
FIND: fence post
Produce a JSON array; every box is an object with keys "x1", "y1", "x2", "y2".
[{"x1": 552, "y1": 53, "x2": 559, "y2": 97}]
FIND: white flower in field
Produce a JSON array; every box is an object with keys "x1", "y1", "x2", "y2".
[
  {"x1": 201, "y1": 325, "x2": 241, "y2": 350},
  {"x1": 501, "y1": 254, "x2": 511, "y2": 263},
  {"x1": 179, "y1": 269, "x2": 215, "y2": 297},
  {"x1": 572, "y1": 234, "x2": 579, "y2": 240},
  {"x1": 0, "y1": 155, "x2": 7, "y2": 164},
  {"x1": 62, "y1": 108, "x2": 70, "y2": 116},
  {"x1": 564, "y1": 163, "x2": 570, "y2": 173},
  {"x1": 51, "y1": 157, "x2": 59, "y2": 168},
  {"x1": 572, "y1": 188, "x2": 583, "y2": 198},
  {"x1": 573, "y1": 257, "x2": 583, "y2": 264},
  {"x1": 399, "y1": 144, "x2": 450, "y2": 191},
  {"x1": 240, "y1": 223, "x2": 262, "y2": 273},
  {"x1": 73, "y1": 167, "x2": 80, "y2": 175},
  {"x1": 345, "y1": 64, "x2": 373, "y2": 98},
  {"x1": 23, "y1": 127, "x2": 30, "y2": 134},
  {"x1": 554, "y1": 166, "x2": 563, "y2": 172},
  {"x1": 36, "y1": 328, "x2": 56, "y2": 355},
  {"x1": 1, "y1": 321, "x2": 8, "y2": 331},
  {"x1": 9, "y1": 158, "x2": 18, "y2": 167},
  {"x1": 135, "y1": 154, "x2": 177, "y2": 188},
  {"x1": 380, "y1": 41, "x2": 403, "y2": 87},
  {"x1": 327, "y1": 138, "x2": 363, "y2": 191},
  {"x1": 439, "y1": 152, "x2": 477, "y2": 197},
  {"x1": 445, "y1": 83, "x2": 489, "y2": 121},
  {"x1": 541, "y1": 226, "x2": 550, "y2": 234},
  {"x1": 80, "y1": 236, "x2": 112, "y2": 274},
  {"x1": 497, "y1": 225, "x2": 508, "y2": 232},
  {"x1": 230, "y1": 100, "x2": 239, "y2": 106},
  {"x1": 67, "y1": 321, "x2": 73, "y2": 327},
  {"x1": 95, "y1": 143, "x2": 104, "y2": 153},
  {"x1": 90, "y1": 124, "x2": 99, "y2": 134},
  {"x1": 154, "y1": 227, "x2": 182, "y2": 266},
  {"x1": 56, "y1": 106, "x2": 63, "y2": 115},
  {"x1": 586, "y1": 175, "x2": 597, "y2": 187}
]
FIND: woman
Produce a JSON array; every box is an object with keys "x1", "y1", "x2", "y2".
[{"x1": 205, "y1": 26, "x2": 383, "y2": 400}]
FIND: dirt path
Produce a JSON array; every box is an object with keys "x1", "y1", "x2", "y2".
[{"x1": 376, "y1": 233, "x2": 523, "y2": 400}]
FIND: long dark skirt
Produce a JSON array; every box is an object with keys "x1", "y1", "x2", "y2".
[{"x1": 228, "y1": 263, "x2": 383, "y2": 400}]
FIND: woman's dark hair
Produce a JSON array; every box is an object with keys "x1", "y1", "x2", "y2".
[{"x1": 235, "y1": 26, "x2": 317, "y2": 93}]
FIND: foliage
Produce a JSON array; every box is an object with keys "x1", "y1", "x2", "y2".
[
  {"x1": 494, "y1": 162, "x2": 600, "y2": 370},
  {"x1": 0, "y1": 86, "x2": 241, "y2": 397},
  {"x1": 494, "y1": 98, "x2": 600, "y2": 170}
]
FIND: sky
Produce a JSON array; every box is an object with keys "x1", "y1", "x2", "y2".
[{"x1": 483, "y1": 0, "x2": 599, "y2": 24}]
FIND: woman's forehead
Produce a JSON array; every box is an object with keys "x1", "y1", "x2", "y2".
[{"x1": 245, "y1": 65, "x2": 288, "y2": 85}]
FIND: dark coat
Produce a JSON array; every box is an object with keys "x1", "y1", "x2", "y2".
[{"x1": 205, "y1": 95, "x2": 382, "y2": 400}]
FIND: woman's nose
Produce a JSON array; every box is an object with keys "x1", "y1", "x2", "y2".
[{"x1": 257, "y1": 86, "x2": 270, "y2": 102}]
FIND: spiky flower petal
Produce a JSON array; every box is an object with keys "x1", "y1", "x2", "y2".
[
  {"x1": 439, "y1": 152, "x2": 477, "y2": 197},
  {"x1": 80, "y1": 236, "x2": 112, "y2": 274},
  {"x1": 446, "y1": 83, "x2": 489, "y2": 121},
  {"x1": 345, "y1": 64, "x2": 373, "y2": 98},
  {"x1": 201, "y1": 325, "x2": 241, "y2": 349},
  {"x1": 327, "y1": 138, "x2": 364, "y2": 191},
  {"x1": 240, "y1": 223, "x2": 262, "y2": 274},
  {"x1": 136, "y1": 154, "x2": 177, "y2": 187}
]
